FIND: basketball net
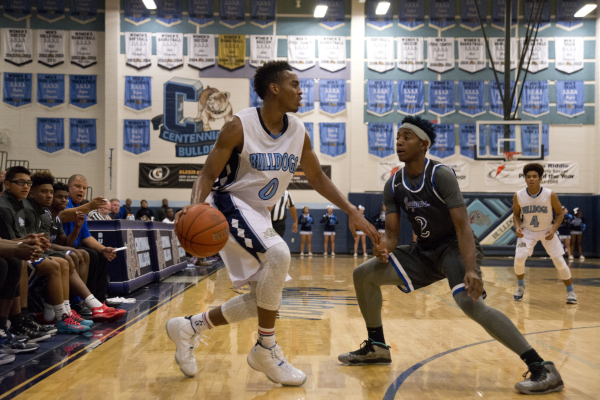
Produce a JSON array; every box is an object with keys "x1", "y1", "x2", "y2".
[{"x1": 503, "y1": 152, "x2": 521, "y2": 171}]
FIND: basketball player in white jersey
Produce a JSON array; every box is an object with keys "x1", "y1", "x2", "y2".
[
  {"x1": 165, "y1": 61, "x2": 379, "y2": 385},
  {"x1": 513, "y1": 163, "x2": 577, "y2": 304}
]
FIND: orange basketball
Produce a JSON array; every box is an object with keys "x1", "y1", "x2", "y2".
[{"x1": 175, "y1": 204, "x2": 229, "y2": 257}]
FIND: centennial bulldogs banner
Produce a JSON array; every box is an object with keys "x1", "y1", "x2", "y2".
[
  {"x1": 367, "y1": 80, "x2": 394, "y2": 116},
  {"x1": 459, "y1": 123, "x2": 486, "y2": 159},
  {"x1": 489, "y1": 124, "x2": 515, "y2": 155},
  {"x1": 458, "y1": 81, "x2": 485, "y2": 117},
  {"x1": 428, "y1": 80, "x2": 455, "y2": 117},
  {"x1": 485, "y1": 161, "x2": 578, "y2": 187},
  {"x1": 366, "y1": 0, "x2": 392, "y2": 30},
  {"x1": 298, "y1": 79, "x2": 315, "y2": 114},
  {"x1": 69, "y1": 118, "x2": 97, "y2": 155},
  {"x1": 489, "y1": 81, "x2": 516, "y2": 117},
  {"x1": 156, "y1": 0, "x2": 182, "y2": 27},
  {"x1": 139, "y1": 163, "x2": 204, "y2": 188},
  {"x1": 460, "y1": 0, "x2": 486, "y2": 30},
  {"x1": 3, "y1": 28, "x2": 32, "y2": 66},
  {"x1": 556, "y1": 81, "x2": 585, "y2": 118},
  {"x1": 220, "y1": 0, "x2": 245, "y2": 29},
  {"x1": 319, "y1": 0, "x2": 345, "y2": 30},
  {"x1": 318, "y1": 36, "x2": 346, "y2": 72},
  {"x1": 368, "y1": 123, "x2": 394, "y2": 158},
  {"x1": 3, "y1": 0, "x2": 31, "y2": 21},
  {"x1": 430, "y1": 0, "x2": 456, "y2": 30},
  {"x1": 69, "y1": 75, "x2": 96, "y2": 109},
  {"x1": 524, "y1": 0, "x2": 550, "y2": 31},
  {"x1": 250, "y1": 0, "x2": 276, "y2": 28},
  {"x1": 320, "y1": 123, "x2": 346, "y2": 157},
  {"x1": 37, "y1": 0, "x2": 65, "y2": 23},
  {"x1": 37, "y1": 118, "x2": 64, "y2": 154},
  {"x1": 124, "y1": 120, "x2": 151, "y2": 155},
  {"x1": 125, "y1": 76, "x2": 152, "y2": 111},
  {"x1": 3, "y1": 73, "x2": 32, "y2": 107},
  {"x1": 157, "y1": 33, "x2": 183, "y2": 70},
  {"x1": 319, "y1": 79, "x2": 346, "y2": 116},
  {"x1": 366, "y1": 37, "x2": 394, "y2": 73},
  {"x1": 520, "y1": 37, "x2": 548, "y2": 73},
  {"x1": 430, "y1": 124, "x2": 455, "y2": 159},
  {"x1": 555, "y1": 37, "x2": 584, "y2": 74},
  {"x1": 288, "y1": 36, "x2": 316, "y2": 71},
  {"x1": 70, "y1": 31, "x2": 97, "y2": 68},
  {"x1": 491, "y1": 0, "x2": 518, "y2": 30},
  {"x1": 521, "y1": 124, "x2": 549, "y2": 157},
  {"x1": 218, "y1": 34, "x2": 245, "y2": 70},
  {"x1": 124, "y1": 0, "x2": 151, "y2": 25},
  {"x1": 304, "y1": 122, "x2": 314, "y2": 149},
  {"x1": 397, "y1": 37, "x2": 424, "y2": 73},
  {"x1": 125, "y1": 32, "x2": 152, "y2": 69},
  {"x1": 37, "y1": 73, "x2": 65, "y2": 108},
  {"x1": 489, "y1": 38, "x2": 517, "y2": 72},
  {"x1": 522, "y1": 81, "x2": 549, "y2": 117},
  {"x1": 188, "y1": 34, "x2": 215, "y2": 70},
  {"x1": 556, "y1": 0, "x2": 585, "y2": 31},
  {"x1": 188, "y1": 0, "x2": 214, "y2": 27},
  {"x1": 398, "y1": 0, "x2": 424, "y2": 30},
  {"x1": 37, "y1": 30, "x2": 65, "y2": 67},
  {"x1": 250, "y1": 35, "x2": 277, "y2": 68},
  {"x1": 397, "y1": 80, "x2": 424, "y2": 115},
  {"x1": 249, "y1": 78, "x2": 263, "y2": 108},
  {"x1": 458, "y1": 38, "x2": 485, "y2": 73},
  {"x1": 70, "y1": 0, "x2": 97, "y2": 24},
  {"x1": 427, "y1": 37, "x2": 454, "y2": 73}
]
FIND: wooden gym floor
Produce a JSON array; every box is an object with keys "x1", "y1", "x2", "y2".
[{"x1": 2, "y1": 256, "x2": 599, "y2": 400}]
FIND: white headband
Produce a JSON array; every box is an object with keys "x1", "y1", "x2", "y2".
[{"x1": 400, "y1": 122, "x2": 431, "y2": 149}]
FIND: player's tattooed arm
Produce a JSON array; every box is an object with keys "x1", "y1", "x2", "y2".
[
  {"x1": 547, "y1": 192, "x2": 564, "y2": 240},
  {"x1": 512, "y1": 193, "x2": 524, "y2": 238},
  {"x1": 449, "y1": 206, "x2": 483, "y2": 301}
]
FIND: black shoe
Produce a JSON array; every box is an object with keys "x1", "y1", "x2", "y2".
[
  {"x1": 0, "y1": 329, "x2": 39, "y2": 354},
  {"x1": 104, "y1": 300, "x2": 121, "y2": 308},
  {"x1": 24, "y1": 312, "x2": 57, "y2": 335},
  {"x1": 73, "y1": 301, "x2": 93, "y2": 318},
  {"x1": 338, "y1": 339, "x2": 392, "y2": 365},
  {"x1": 9, "y1": 320, "x2": 51, "y2": 343}
]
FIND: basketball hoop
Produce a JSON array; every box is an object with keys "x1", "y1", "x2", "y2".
[{"x1": 503, "y1": 152, "x2": 521, "y2": 162}]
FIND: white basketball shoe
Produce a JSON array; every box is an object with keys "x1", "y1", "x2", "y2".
[
  {"x1": 166, "y1": 316, "x2": 201, "y2": 377},
  {"x1": 247, "y1": 342, "x2": 307, "y2": 386}
]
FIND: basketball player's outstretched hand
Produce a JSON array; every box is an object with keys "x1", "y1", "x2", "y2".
[
  {"x1": 175, "y1": 203, "x2": 210, "y2": 224},
  {"x1": 349, "y1": 211, "x2": 380, "y2": 245},
  {"x1": 515, "y1": 226, "x2": 524, "y2": 238},
  {"x1": 464, "y1": 271, "x2": 483, "y2": 301}
]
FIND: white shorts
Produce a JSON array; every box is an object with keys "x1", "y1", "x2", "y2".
[
  {"x1": 516, "y1": 229, "x2": 564, "y2": 259},
  {"x1": 571, "y1": 231, "x2": 582, "y2": 235},
  {"x1": 323, "y1": 231, "x2": 335, "y2": 236},
  {"x1": 356, "y1": 231, "x2": 365, "y2": 236},
  {"x1": 300, "y1": 231, "x2": 312, "y2": 235},
  {"x1": 209, "y1": 193, "x2": 287, "y2": 289},
  {"x1": 559, "y1": 235, "x2": 570, "y2": 240}
]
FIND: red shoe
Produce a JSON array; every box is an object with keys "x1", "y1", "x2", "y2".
[
  {"x1": 91, "y1": 303, "x2": 127, "y2": 323},
  {"x1": 35, "y1": 312, "x2": 56, "y2": 326}
]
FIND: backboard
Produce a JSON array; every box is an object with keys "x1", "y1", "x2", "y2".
[{"x1": 474, "y1": 120, "x2": 545, "y2": 161}]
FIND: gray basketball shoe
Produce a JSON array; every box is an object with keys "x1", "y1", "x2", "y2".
[
  {"x1": 513, "y1": 286, "x2": 526, "y2": 301},
  {"x1": 515, "y1": 361, "x2": 564, "y2": 395},
  {"x1": 566, "y1": 292, "x2": 578, "y2": 304},
  {"x1": 338, "y1": 339, "x2": 391, "y2": 366}
]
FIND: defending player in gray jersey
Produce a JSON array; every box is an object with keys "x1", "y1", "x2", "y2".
[{"x1": 338, "y1": 116, "x2": 564, "y2": 396}]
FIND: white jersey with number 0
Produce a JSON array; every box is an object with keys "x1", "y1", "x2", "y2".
[
  {"x1": 212, "y1": 107, "x2": 305, "y2": 208},
  {"x1": 517, "y1": 187, "x2": 554, "y2": 232}
]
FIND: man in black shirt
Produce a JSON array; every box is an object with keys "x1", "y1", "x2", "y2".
[{"x1": 155, "y1": 198, "x2": 169, "y2": 222}]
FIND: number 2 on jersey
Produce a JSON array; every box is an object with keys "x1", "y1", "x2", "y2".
[
  {"x1": 415, "y1": 216, "x2": 430, "y2": 238},
  {"x1": 530, "y1": 215, "x2": 539, "y2": 228},
  {"x1": 258, "y1": 178, "x2": 279, "y2": 200}
]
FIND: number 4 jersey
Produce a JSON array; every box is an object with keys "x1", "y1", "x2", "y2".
[
  {"x1": 516, "y1": 187, "x2": 554, "y2": 232},
  {"x1": 212, "y1": 107, "x2": 306, "y2": 208}
]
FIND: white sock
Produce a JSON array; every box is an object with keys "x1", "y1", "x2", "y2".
[
  {"x1": 43, "y1": 303, "x2": 55, "y2": 321},
  {"x1": 53, "y1": 304, "x2": 67, "y2": 321},
  {"x1": 189, "y1": 311, "x2": 213, "y2": 334},
  {"x1": 258, "y1": 326, "x2": 276, "y2": 348},
  {"x1": 63, "y1": 301, "x2": 71, "y2": 315},
  {"x1": 85, "y1": 294, "x2": 103, "y2": 309}
]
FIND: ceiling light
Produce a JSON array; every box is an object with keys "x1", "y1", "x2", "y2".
[
  {"x1": 376, "y1": 1, "x2": 391, "y2": 15},
  {"x1": 142, "y1": 0, "x2": 156, "y2": 10},
  {"x1": 314, "y1": 5, "x2": 327, "y2": 18},
  {"x1": 574, "y1": 4, "x2": 596, "y2": 17}
]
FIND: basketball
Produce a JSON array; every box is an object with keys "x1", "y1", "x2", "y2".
[{"x1": 175, "y1": 204, "x2": 229, "y2": 257}]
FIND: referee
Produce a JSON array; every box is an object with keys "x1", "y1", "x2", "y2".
[{"x1": 271, "y1": 190, "x2": 298, "y2": 237}]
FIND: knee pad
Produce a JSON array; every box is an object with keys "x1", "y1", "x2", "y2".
[
  {"x1": 514, "y1": 256, "x2": 527, "y2": 275},
  {"x1": 255, "y1": 243, "x2": 290, "y2": 311},
  {"x1": 222, "y1": 292, "x2": 258, "y2": 324},
  {"x1": 552, "y1": 257, "x2": 571, "y2": 280}
]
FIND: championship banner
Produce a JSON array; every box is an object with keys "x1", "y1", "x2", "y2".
[
  {"x1": 37, "y1": 118, "x2": 64, "y2": 154},
  {"x1": 489, "y1": 81, "x2": 516, "y2": 117},
  {"x1": 555, "y1": 37, "x2": 584, "y2": 74},
  {"x1": 125, "y1": 76, "x2": 152, "y2": 111},
  {"x1": 3, "y1": 73, "x2": 32, "y2": 107},
  {"x1": 188, "y1": 0, "x2": 214, "y2": 27},
  {"x1": 304, "y1": 122, "x2": 314, "y2": 149},
  {"x1": 459, "y1": 123, "x2": 486, "y2": 159},
  {"x1": 288, "y1": 36, "x2": 316, "y2": 71},
  {"x1": 124, "y1": 0, "x2": 151, "y2": 25},
  {"x1": 524, "y1": 0, "x2": 550, "y2": 31},
  {"x1": 157, "y1": 33, "x2": 183, "y2": 70},
  {"x1": 367, "y1": 80, "x2": 394, "y2": 117},
  {"x1": 428, "y1": 80, "x2": 455, "y2": 117},
  {"x1": 556, "y1": 81, "x2": 585, "y2": 118},
  {"x1": 69, "y1": 75, "x2": 96, "y2": 109},
  {"x1": 443, "y1": 161, "x2": 469, "y2": 188},
  {"x1": 485, "y1": 161, "x2": 578, "y2": 187},
  {"x1": 69, "y1": 0, "x2": 97, "y2": 24},
  {"x1": 397, "y1": 37, "x2": 424, "y2": 73},
  {"x1": 37, "y1": 0, "x2": 65, "y2": 23},
  {"x1": 520, "y1": 37, "x2": 548, "y2": 73},
  {"x1": 318, "y1": 36, "x2": 346, "y2": 72},
  {"x1": 217, "y1": 34, "x2": 245, "y2": 71},
  {"x1": 489, "y1": 38, "x2": 517, "y2": 72},
  {"x1": 458, "y1": 37, "x2": 485, "y2": 73},
  {"x1": 156, "y1": 0, "x2": 182, "y2": 27},
  {"x1": 488, "y1": 124, "x2": 515, "y2": 155},
  {"x1": 219, "y1": 0, "x2": 245, "y2": 29},
  {"x1": 250, "y1": 78, "x2": 263, "y2": 107},
  {"x1": 3, "y1": 0, "x2": 31, "y2": 21},
  {"x1": 318, "y1": 0, "x2": 345, "y2": 30},
  {"x1": 319, "y1": 79, "x2": 346, "y2": 116},
  {"x1": 69, "y1": 118, "x2": 96, "y2": 155},
  {"x1": 429, "y1": 0, "x2": 456, "y2": 30},
  {"x1": 188, "y1": 34, "x2": 215, "y2": 70},
  {"x1": 398, "y1": 0, "x2": 424, "y2": 30},
  {"x1": 124, "y1": 120, "x2": 151, "y2": 155},
  {"x1": 556, "y1": 0, "x2": 584, "y2": 31},
  {"x1": 368, "y1": 123, "x2": 394, "y2": 158},
  {"x1": 70, "y1": 31, "x2": 97, "y2": 68},
  {"x1": 521, "y1": 124, "x2": 549, "y2": 157},
  {"x1": 366, "y1": 0, "x2": 392, "y2": 30},
  {"x1": 289, "y1": 165, "x2": 332, "y2": 190},
  {"x1": 37, "y1": 73, "x2": 65, "y2": 108},
  {"x1": 125, "y1": 32, "x2": 152, "y2": 69},
  {"x1": 3, "y1": 28, "x2": 32, "y2": 66},
  {"x1": 522, "y1": 81, "x2": 549, "y2": 118},
  {"x1": 397, "y1": 80, "x2": 424, "y2": 115},
  {"x1": 298, "y1": 79, "x2": 315, "y2": 114},
  {"x1": 491, "y1": 0, "x2": 518, "y2": 30},
  {"x1": 427, "y1": 37, "x2": 454, "y2": 73},
  {"x1": 250, "y1": 35, "x2": 277, "y2": 68},
  {"x1": 430, "y1": 124, "x2": 455, "y2": 159},
  {"x1": 250, "y1": 0, "x2": 276, "y2": 28},
  {"x1": 37, "y1": 30, "x2": 65, "y2": 67},
  {"x1": 458, "y1": 81, "x2": 485, "y2": 117},
  {"x1": 320, "y1": 123, "x2": 346, "y2": 157},
  {"x1": 460, "y1": 0, "x2": 485, "y2": 31},
  {"x1": 139, "y1": 163, "x2": 204, "y2": 188},
  {"x1": 366, "y1": 37, "x2": 394, "y2": 73}
]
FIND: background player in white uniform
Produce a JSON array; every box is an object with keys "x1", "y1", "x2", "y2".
[
  {"x1": 513, "y1": 163, "x2": 577, "y2": 304},
  {"x1": 166, "y1": 61, "x2": 379, "y2": 386}
]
